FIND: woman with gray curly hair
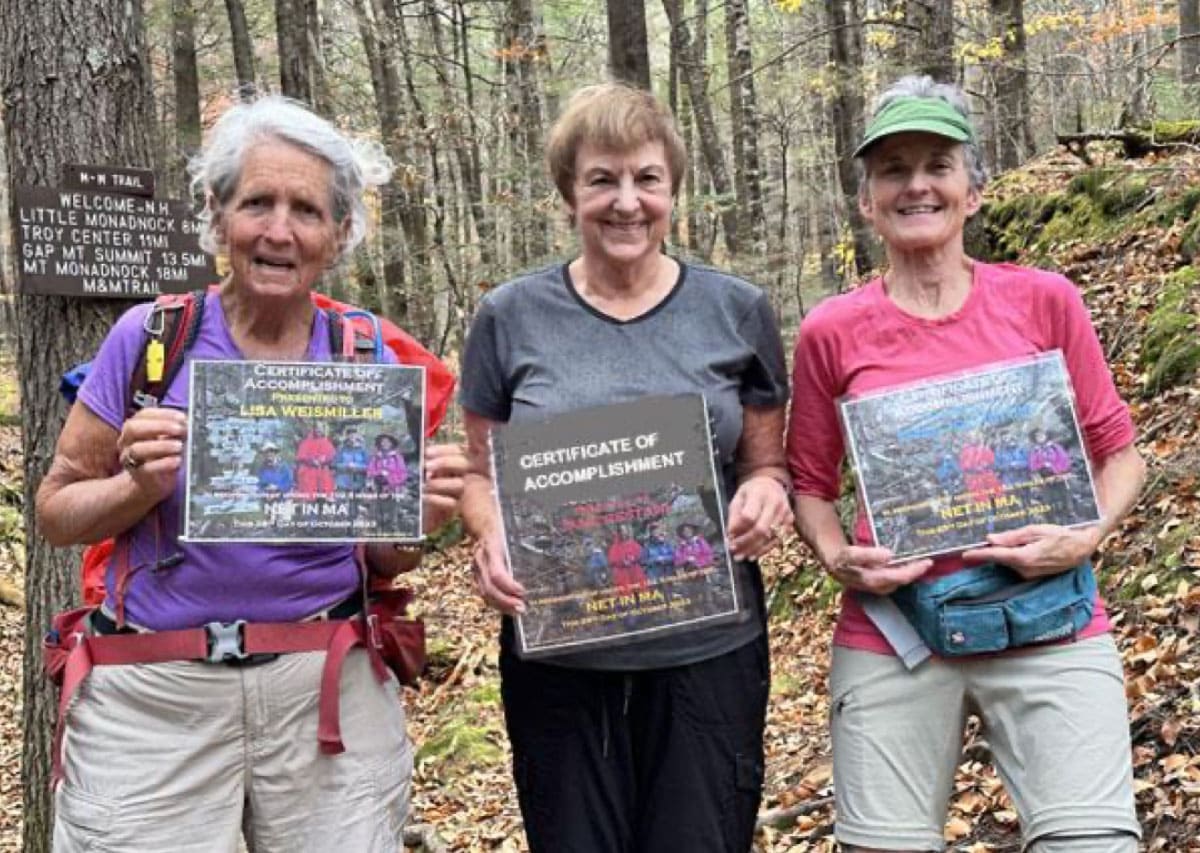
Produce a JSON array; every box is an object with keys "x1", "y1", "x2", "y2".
[
  {"x1": 37, "y1": 96, "x2": 464, "y2": 851},
  {"x1": 787, "y1": 76, "x2": 1145, "y2": 852}
]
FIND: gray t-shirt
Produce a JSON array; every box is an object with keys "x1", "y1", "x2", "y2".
[{"x1": 460, "y1": 260, "x2": 789, "y2": 670}]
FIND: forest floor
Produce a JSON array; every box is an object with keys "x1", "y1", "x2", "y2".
[{"x1": 1, "y1": 143, "x2": 1199, "y2": 851}]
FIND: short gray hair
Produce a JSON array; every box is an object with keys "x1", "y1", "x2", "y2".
[
  {"x1": 188, "y1": 95, "x2": 393, "y2": 264},
  {"x1": 856, "y1": 75, "x2": 988, "y2": 193}
]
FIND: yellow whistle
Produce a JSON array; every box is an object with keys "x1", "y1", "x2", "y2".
[{"x1": 146, "y1": 339, "x2": 165, "y2": 383}]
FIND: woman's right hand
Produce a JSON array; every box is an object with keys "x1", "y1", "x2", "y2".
[
  {"x1": 472, "y1": 529, "x2": 526, "y2": 615},
  {"x1": 825, "y1": 544, "x2": 932, "y2": 595},
  {"x1": 116, "y1": 407, "x2": 187, "y2": 504}
]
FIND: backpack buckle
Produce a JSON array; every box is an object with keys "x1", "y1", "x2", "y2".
[
  {"x1": 204, "y1": 620, "x2": 248, "y2": 662},
  {"x1": 131, "y1": 389, "x2": 160, "y2": 411}
]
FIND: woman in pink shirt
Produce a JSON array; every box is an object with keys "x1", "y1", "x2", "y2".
[{"x1": 786, "y1": 75, "x2": 1145, "y2": 852}]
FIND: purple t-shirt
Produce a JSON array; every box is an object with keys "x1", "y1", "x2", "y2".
[{"x1": 79, "y1": 291, "x2": 391, "y2": 630}]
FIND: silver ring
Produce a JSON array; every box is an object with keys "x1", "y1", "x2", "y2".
[{"x1": 121, "y1": 448, "x2": 143, "y2": 471}]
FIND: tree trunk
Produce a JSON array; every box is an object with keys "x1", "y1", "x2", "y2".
[
  {"x1": 429, "y1": 0, "x2": 497, "y2": 279},
  {"x1": 724, "y1": 0, "x2": 765, "y2": 252},
  {"x1": 309, "y1": 0, "x2": 333, "y2": 117},
  {"x1": 606, "y1": 0, "x2": 652, "y2": 89},
  {"x1": 988, "y1": 0, "x2": 1035, "y2": 170},
  {"x1": 173, "y1": 0, "x2": 202, "y2": 193},
  {"x1": 662, "y1": 0, "x2": 740, "y2": 256},
  {"x1": 826, "y1": 0, "x2": 875, "y2": 278},
  {"x1": 276, "y1": 0, "x2": 314, "y2": 103},
  {"x1": 912, "y1": 0, "x2": 955, "y2": 81},
  {"x1": 350, "y1": 0, "x2": 403, "y2": 318},
  {"x1": 1181, "y1": 0, "x2": 1200, "y2": 84},
  {"x1": 388, "y1": 0, "x2": 438, "y2": 341},
  {"x1": 503, "y1": 0, "x2": 549, "y2": 264},
  {"x1": 224, "y1": 0, "x2": 258, "y2": 99},
  {"x1": 0, "y1": 0, "x2": 157, "y2": 848}
]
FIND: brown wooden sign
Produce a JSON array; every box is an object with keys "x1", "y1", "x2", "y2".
[
  {"x1": 63, "y1": 164, "x2": 155, "y2": 198},
  {"x1": 14, "y1": 185, "x2": 215, "y2": 298}
]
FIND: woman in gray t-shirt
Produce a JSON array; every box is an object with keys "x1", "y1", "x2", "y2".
[{"x1": 460, "y1": 82, "x2": 792, "y2": 852}]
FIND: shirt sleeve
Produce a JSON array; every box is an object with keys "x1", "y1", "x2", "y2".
[
  {"x1": 1042, "y1": 277, "x2": 1136, "y2": 462},
  {"x1": 786, "y1": 311, "x2": 847, "y2": 501},
  {"x1": 735, "y1": 292, "x2": 789, "y2": 408},
  {"x1": 458, "y1": 297, "x2": 512, "y2": 422},
  {"x1": 77, "y1": 302, "x2": 156, "y2": 431}
]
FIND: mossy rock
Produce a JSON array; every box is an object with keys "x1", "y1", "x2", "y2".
[
  {"x1": 1155, "y1": 187, "x2": 1200, "y2": 226},
  {"x1": 1139, "y1": 273, "x2": 1200, "y2": 395},
  {"x1": 1066, "y1": 169, "x2": 1151, "y2": 218}
]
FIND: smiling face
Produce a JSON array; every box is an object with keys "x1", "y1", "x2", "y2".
[
  {"x1": 859, "y1": 132, "x2": 981, "y2": 255},
  {"x1": 215, "y1": 140, "x2": 344, "y2": 301},
  {"x1": 568, "y1": 141, "x2": 673, "y2": 269}
]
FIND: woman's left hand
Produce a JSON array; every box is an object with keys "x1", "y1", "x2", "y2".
[
  {"x1": 961, "y1": 523, "x2": 1101, "y2": 578},
  {"x1": 727, "y1": 475, "x2": 794, "y2": 561},
  {"x1": 421, "y1": 442, "x2": 468, "y2": 534}
]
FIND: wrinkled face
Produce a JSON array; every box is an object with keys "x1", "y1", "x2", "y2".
[
  {"x1": 216, "y1": 141, "x2": 344, "y2": 300},
  {"x1": 859, "y1": 132, "x2": 980, "y2": 254},
  {"x1": 568, "y1": 141, "x2": 673, "y2": 268}
]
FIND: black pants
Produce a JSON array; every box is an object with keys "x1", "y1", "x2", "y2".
[{"x1": 499, "y1": 627, "x2": 770, "y2": 853}]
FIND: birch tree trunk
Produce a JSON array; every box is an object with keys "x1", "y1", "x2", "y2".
[{"x1": 0, "y1": 0, "x2": 157, "y2": 847}]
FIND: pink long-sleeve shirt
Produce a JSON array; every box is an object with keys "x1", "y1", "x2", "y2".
[{"x1": 786, "y1": 262, "x2": 1135, "y2": 655}]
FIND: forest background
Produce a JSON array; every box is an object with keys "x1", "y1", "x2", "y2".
[{"x1": 1, "y1": 0, "x2": 1200, "y2": 849}]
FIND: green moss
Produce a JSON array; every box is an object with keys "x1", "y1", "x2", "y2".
[
  {"x1": 1139, "y1": 274, "x2": 1200, "y2": 395},
  {"x1": 1065, "y1": 169, "x2": 1151, "y2": 218},
  {"x1": 1144, "y1": 119, "x2": 1200, "y2": 142},
  {"x1": 466, "y1": 683, "x2": 501, "y2": 705},
  {"x1": 414, "y1": 718, "x2": 503, "y2": 769},
  {"x1": 1156, "y1": 187, "x2": 1200, "y2": 226},
  {"x1": 1109, "y1": 522, "x2": 1197, "y2": 601},
  {"x1": 415, "y1": 679, "x2": 506, "y2": 774},
  {"x1": 1067, "y1": 169, "x2": 1107, "y2": 198}
]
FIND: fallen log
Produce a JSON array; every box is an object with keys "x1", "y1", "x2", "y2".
[{"x1": 1057, "y1": 122, "x2": 1200, "y2": 161}]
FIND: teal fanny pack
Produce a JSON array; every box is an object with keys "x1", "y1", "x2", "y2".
[{"x1": 889, "y1": 561, "x2": 1097, "y2": 657}]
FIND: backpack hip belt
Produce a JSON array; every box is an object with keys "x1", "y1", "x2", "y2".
[{"x1": 45, "y1": 608, "x2": 397, "y2": 786}]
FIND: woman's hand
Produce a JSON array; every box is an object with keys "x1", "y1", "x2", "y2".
[
  {"x1": 421, "y1": 442, "x2": 468, "y2": 534},
  {"x1": 727, "y1": 475, "x2": 794, "y2": 561},
  {"x1": 472, "y1": 528, "x2": 525, "y2": 615},
  {"x1": 825, "y1": 544, "x2": 932, "y2": 595},
  {"x1": 961, "y1": 524, "x2": 1101, "y2": 578},
  {"x1": 116, "y1": 407, "x2": 188, "y2": 504}
]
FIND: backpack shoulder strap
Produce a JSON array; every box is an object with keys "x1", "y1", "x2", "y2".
[
  {"x1": 323, "y1": 304, "x2": 381, "y2": 364},
  {"x1": 126, "y1": 289, "x2": 207, "y2": 416}
]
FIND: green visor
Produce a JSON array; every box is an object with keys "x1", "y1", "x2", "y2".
[{"x1": 854, "y1": 95, "x2": 973, "y2": 158}]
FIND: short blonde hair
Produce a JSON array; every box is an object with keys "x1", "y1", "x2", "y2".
[{"x1": 546, "y1": 82, "x2": 687, "y2": 204}]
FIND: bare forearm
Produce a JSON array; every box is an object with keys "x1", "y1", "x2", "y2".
[
  {"x1": 793, "y1": 494, "x2": 849, "y2": 569},
  {"x1": 37, "y1": 471, "x2": 161, "y2": 546},
  {"x1": 461, "y1": 473, "x2": 500, "y2": 541},
  {"x1": 1092, "y1": 444, "x2": 1146, "y2": 541}
]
